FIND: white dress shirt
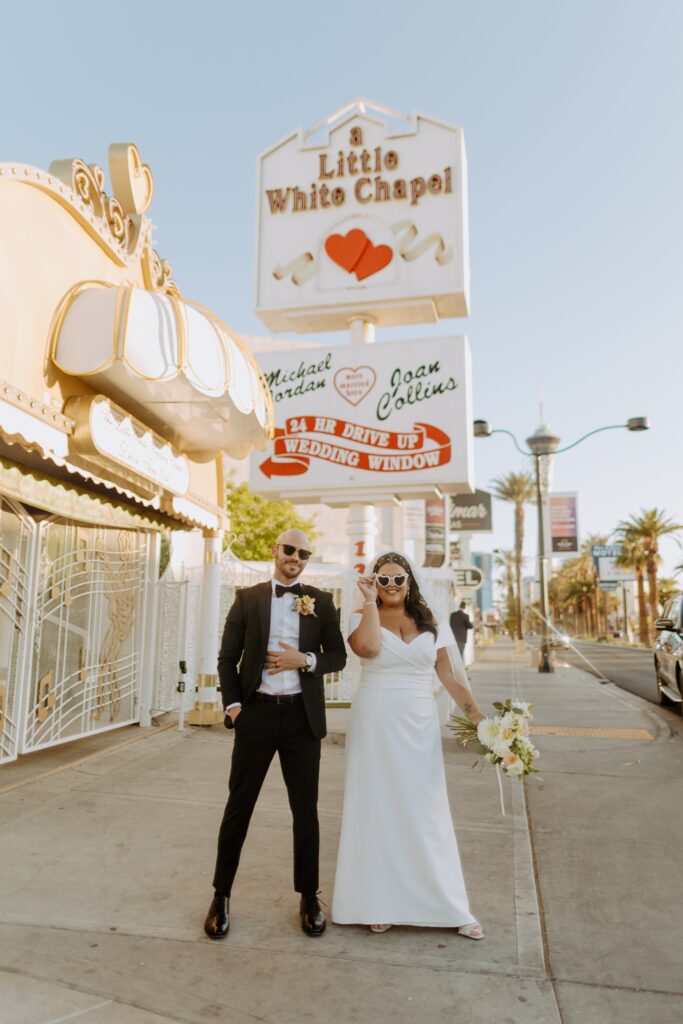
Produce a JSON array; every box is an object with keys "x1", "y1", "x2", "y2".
[{"x1": 225, "y1": 578, "x2": 316, "y2": 711}]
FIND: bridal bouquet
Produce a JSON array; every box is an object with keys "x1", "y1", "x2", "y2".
[{"x1": 450, "y1": 699, "x2": 540, "y2": 779}]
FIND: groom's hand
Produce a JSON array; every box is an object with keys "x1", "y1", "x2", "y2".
[{"x1": 266, "y1": 642, "x2": 308, "y2": 674}]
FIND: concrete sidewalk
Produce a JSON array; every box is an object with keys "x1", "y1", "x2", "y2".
[{"x1": 0, "y1": 640, "x2": 681, "y2": 1023}]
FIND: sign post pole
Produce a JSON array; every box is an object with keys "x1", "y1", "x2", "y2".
[
  {"x1": 347, "y1": 319, "x2": 377, "y2": 573},
  {"x1": 534, "y1": 452, "x2": 553, "y2": 672},
  {"x1": 622, "y1": 582, "x2": 631, "y2": 643},
  {"x1": 348, "y1": 503, "x2": 376, "y2": 575}
]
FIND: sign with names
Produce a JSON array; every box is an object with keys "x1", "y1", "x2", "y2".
[
  {"x1": 249, "y1": 335, "x2": 473, "y2": 504},
  {"x1": 255, "y1": 99, "x2": 469, "y2": 333}
]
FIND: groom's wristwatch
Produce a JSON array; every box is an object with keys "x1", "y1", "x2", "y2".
[{"x1": 303, "y1": 652, "x2": 314, "y2": 672}]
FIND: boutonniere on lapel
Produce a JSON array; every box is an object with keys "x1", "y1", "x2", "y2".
[{"x1": 293, "y1": 594, "x2": 317, "y2": 617}]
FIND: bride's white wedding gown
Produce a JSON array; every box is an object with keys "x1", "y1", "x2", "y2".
[{"x1": 332, "y1": 614, "x2": 477, "y2": 928}]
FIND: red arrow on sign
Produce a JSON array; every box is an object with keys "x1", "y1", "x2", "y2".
[{"x1": 259, "y1": 456, "x2": 309, "y2": 479}]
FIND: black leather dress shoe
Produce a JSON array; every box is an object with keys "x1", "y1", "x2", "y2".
[
  {"x1": 300, "y1": 894, "x2": 326, "y2": 936},
  {"x1": 204, "y1": 894, "x2": 229, "y2": 939}
]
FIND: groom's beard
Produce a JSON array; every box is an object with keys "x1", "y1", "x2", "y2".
[{"x1": 278, "y1": 560, "x2": 304, "y2": 580}]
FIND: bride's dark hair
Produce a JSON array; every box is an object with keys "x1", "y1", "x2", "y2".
[{"x1": 372, "y1": 552, "x2": 437, "y2": 638}]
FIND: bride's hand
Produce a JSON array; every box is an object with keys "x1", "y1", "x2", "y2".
[{"x1": 356, "y1": 574, "x2": 378, "y2": 604}]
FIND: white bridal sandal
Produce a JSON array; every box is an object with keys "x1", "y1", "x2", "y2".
[
  {"x1": 457, "y1": 922, "x2": 484, "y2": 940},
  {"x1": 369, "y1": 924, "x2": 393, "y2": 933}
]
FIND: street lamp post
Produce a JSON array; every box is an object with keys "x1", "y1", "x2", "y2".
[
  {"x1": 526, "y1": 426, "x2": 560, "y2": 672},
  {"x1": 473, "y1": 417, "x2": 649, "y2": 673}
]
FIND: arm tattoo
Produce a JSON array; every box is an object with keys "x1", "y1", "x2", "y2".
[{"x1": 464, "y1": 701, "x2": 473, "y2": 715}]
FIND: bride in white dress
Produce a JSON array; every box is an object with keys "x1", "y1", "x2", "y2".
[{"x1": 332, "y1": 552, "x2": 485, "y2": 937}]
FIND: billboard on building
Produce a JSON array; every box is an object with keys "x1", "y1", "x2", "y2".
[
  {"x1": 255, "y1": 100, "x2": 469, "y2": 333},
  {"x1": 249, "y1": 335, "x2": 473, "y2": 504}
]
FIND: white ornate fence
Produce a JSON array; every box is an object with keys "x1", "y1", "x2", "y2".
[
  {"x1": 152, "y1": 579, "x2": 200, "y2": 713},
  {"x1": 0, "y1": 497, "x2": 34, "y2": 765},
  {"x1": 20, "y1": 519, "x2": 156, "y2": 754}
]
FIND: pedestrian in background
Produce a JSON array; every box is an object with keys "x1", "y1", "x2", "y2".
[{"x1": 449, "y1": 601, "x2": 472, "y2": 662}]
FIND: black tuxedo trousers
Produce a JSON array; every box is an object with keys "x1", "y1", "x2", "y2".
[
  {"x1": 213, "y1": 697, "x2": 321, "y2": 897},
  {"x1": 212, "y1": 582, "x2": 346, "y2": 897}
]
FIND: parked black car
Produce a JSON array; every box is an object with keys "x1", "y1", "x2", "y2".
[{"x1": 654, "y1": 595, "x2": 683, "y2": 709}]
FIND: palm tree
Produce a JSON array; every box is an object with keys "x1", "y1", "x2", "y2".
[
  {"x1": 553, "y1": 553, "x2": 598, "y2": 637},
  {"x1": 581, "y1": 533, "x2": 610, "y2": 637},
  {"x1": 618, "y1": 509, "x2": 682, "y2": 631},
  {"x1": 490, "y1": 473, "x2": 536, "y2": 640},
  {"x1": 615, "y1": 528, "x2": 649, "y2": 644},
  {"x1": 657, "y1": 578, "x2": 681, "y2": 613},
  {"x1": 494, "y1": 549, "x2": 516, "y2": 634}
]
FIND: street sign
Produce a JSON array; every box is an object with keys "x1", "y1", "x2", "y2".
[
  {"x1": 598, "y1": 581, "x2": 620, "y2": 592},
  {"x1": 453, "y1": 566, "x2": 484, "y2": 590},
  {"x1": 591, "y1": 544, "x2": 635, "y2": 583}
]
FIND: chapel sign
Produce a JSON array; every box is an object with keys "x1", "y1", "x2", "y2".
[
  {"x1": 249, "y1": 336, "x2": 473, "y2": 504},
  {"x1": 254, "y1": 99, "x2": 469, "y2": 333}
]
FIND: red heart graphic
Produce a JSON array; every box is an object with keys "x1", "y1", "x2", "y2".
[
  {"x1": 325, "y1": 229, "x2": 369, "y2": 274},
  {"x1": 354, "y1": 241, "x2": 393, "y2": 281}
]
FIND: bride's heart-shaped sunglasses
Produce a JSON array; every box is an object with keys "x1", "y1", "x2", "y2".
[{"x1": 375, "y1": 573, "x2": 409, "y2": 588}]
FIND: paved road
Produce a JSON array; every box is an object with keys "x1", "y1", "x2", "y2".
[{"x1": 559, "y1": 640, "x2": 661, "y2": 703}]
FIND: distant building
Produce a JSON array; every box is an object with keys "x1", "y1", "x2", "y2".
[{"x1": 472, "y1": 552, "x2": 493, "y2": 619}]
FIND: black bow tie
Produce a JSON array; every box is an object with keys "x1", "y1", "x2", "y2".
[{"x1": 275, "y1": 582, "x2": 303, "y2": 598}]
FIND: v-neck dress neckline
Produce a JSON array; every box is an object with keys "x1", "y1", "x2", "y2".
[{"x1": 380, "y1": 625, "x2": 431, "y2": 647}]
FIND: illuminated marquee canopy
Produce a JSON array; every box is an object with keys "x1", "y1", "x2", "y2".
[{"x1": 52, "y1": 283, "x2": 272, "y2": 461}]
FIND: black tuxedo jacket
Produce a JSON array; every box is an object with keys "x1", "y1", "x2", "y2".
[
  {"x1": 217, "y1": 581, "x2": 347, "y2": 739},
  {"x1": 449, "y1": 609, "x2": 472, "y2": 644}
]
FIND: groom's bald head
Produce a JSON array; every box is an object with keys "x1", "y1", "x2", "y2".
[
  {"x1": 272, "y1": 529, "x2": 313, "y2": 583},
  {"x1": 275, "y1": 528, "x2": 311, "y2": 549}
]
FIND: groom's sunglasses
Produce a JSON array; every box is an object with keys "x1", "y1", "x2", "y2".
[
  {"x1": 376, "y1": 573, "x2": 409, "y2": 588},
  {"x1": 279, "y1": 543, "x2": 311, "y2": 561}
]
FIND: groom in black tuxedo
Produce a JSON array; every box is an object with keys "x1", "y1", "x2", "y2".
[{"x1": 204, "y1": 529, "x2": 346, "y2": 939}]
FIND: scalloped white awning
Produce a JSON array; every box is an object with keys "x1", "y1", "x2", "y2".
[{"x1": 52, "y1": 283, "x2": 273, "y2": 461}]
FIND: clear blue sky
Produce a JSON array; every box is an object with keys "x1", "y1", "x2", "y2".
[{"x1": 3, "y1": 1, "x2": 681, "y2": 576}]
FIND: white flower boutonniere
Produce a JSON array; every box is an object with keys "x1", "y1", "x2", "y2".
[{"x1": 293, "y1": 594, "x2": 317, "y2": 617}]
